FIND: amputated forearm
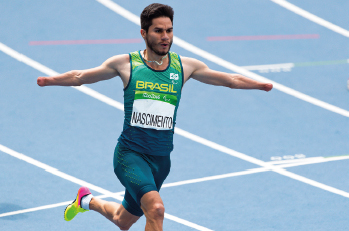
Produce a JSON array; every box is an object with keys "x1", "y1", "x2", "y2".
[
  {"x1": 229, "y1": 74, "x2": 266, "y2": 90},
  {"x1": 37, "y1": 70, "x2": 83, "y2": 87}
]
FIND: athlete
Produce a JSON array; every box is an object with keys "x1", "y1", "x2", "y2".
[{"x1": 37, "y1": 3, "x2": 272, "y2": 231}]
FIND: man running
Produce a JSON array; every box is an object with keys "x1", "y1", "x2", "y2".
[{"x1": 37, "y1": 3, "x2": 273, "y2": 231}]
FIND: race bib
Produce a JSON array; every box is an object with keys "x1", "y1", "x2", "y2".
[{"x1": 131, "y1": 91, "x2": 177, "y2": 130}]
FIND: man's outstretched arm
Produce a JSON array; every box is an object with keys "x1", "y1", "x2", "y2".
[
  {"x1": 182, "y1": 57, "x2": 273, "y2": 92},
  {"x1": 37, "y1": 54, "x2": 129, "y2": 87}
]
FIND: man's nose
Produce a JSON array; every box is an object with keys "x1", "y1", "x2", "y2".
[{"x1": 162, "y1": 32, "x2": 169, "y2": 40}]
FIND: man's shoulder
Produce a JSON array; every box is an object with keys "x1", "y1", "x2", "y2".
[
  {"x1": 109, "y1": 53, "x2": 130, "y2": 62},
  {"x1": 179, "y1": 56, "x2": 202, "y2": 66},
  {"x1": 105, "y1": 53, "x2": 130, "y2": 66}
]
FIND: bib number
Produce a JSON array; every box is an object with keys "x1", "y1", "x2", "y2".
[{"x1": 131, "y1": 91, "x2": 177, "y2": 130}]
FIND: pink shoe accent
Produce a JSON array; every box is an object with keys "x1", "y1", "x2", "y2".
[{"x1": 77, "y1": 187, "x2": 91, "y2": 206}]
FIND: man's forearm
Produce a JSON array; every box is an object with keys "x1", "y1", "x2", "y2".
[
  {"x1": 37, "y1": 70, "x2": 83, "y2": 87},
  {"x1": 230, "y1": 74, "x2": 272, "y2": 91}
]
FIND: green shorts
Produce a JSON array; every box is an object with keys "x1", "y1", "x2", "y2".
[{"x1": 113, "y1": 143, "x2": 171, "y2": 217}]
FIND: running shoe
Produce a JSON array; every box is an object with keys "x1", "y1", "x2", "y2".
[{"x1": 64, "y1": 186, "x2": 91, "y2": 221}]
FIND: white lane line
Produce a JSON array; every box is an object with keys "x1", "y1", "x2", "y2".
[
  {"x1": 164, "y1": 214, "x2": 213, "y2": 231},
  {"x1": 0, "y1": 43, "x2": 58, "y2": 76},
  {"x1": 0, "y1": 144, "x2": 122, "y2": 198},
  {"x1": 277, "y1": 156, "x2": 349, "y2": 169},
  {"x1": 73, "y1": 85, "x2": 124, "y2": 111},
  {"x1": 271, "y1": 0, "x2": 349, "y2": 38},
  {"x1": 174, "y1": 128, "x2": 267, "y2": 167},
  {"x1": 96, "y1": 0, "x2": 349, "y2": 118},
  {"x1": 2, "y1": 153, "x2": 349, "y2": 218},
  {"x1": 217, "y1": 59, "x2": 349, "y2": 73},
  {"x1": 268, "y1": 157, "x2": 323, "y2": 165},
  {"x1": 0, "y1": 167, "x2": 266, "y2": 219},
  {"x1": 173, "y1": 37, "x2": 349, "y2": 118},
  {"x1": 163, "y1": 155, "x2": 349, "y2": 189},
  {"x1": 0, "y1": 144, "x2": 212, "y2": 231},
  {"x1": 0, "y1": 192, "x2": 124, "y2": 218},
  {"x1": 0, "y1": 168, "x2": 266, "y2": 219},
  {"x1": 268, "y1": 155, "x2": 349, "y2": 165},
  {"x1": 275, "y1": 169, "x2": 349, "y2": 198},
  {"x1": 242, "y1": 63, "x2": 294, "y2": 73},
  {"x1": 96, "y1": 0, "x2": 140, "y2": 26},
  {"x1": 0, "y1": 42, "x2": 124, "y2": 111},
  {"x1": 173, "y1": 126, "x2": 349, "y2": 198},
  {"x1": 0, "y1": 200, "x2": 73, "y2": 218},
  {"x1": 162, "y1": 168, "x2": 269, "y2": 188},
  {"x1": 1, "y1": 40, "x2": 349, "y2": 200}
]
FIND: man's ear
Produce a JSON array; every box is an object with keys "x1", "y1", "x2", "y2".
[{"x1": 140, "y1": 29, "x2": 146, "y2": 39}]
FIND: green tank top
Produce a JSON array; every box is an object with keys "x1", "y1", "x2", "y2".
[{"x1": 118, "y1": 50, "x2": 183, "y2": 156}]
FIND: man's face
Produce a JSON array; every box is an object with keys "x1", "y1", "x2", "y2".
[{"x1": 142, "y1": 17, "x2": 173, "y2": 56}]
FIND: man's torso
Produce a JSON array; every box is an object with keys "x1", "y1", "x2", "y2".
[{"x1": 117, "y1": 50, "x2": 184, "y2": 156}]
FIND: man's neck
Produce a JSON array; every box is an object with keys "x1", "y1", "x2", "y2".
[{"x1": 142, "y1": 49, "x2": 169, "y2": 69}]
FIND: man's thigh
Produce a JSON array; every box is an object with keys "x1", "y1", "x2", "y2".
[
  {"x1": 114, "y1": 144, "x2": 158, "y2": 201},
  {"x1": 114, "y1": 144, "x2": 158, "y2": 215}
]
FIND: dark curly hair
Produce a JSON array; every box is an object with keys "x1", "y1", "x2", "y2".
[{"x1": 140, "y1": 3, "x2": 174, "y2": 32}]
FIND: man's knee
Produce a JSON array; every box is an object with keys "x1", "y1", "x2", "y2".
[
  {"x1": 112, "y1": 208, "x2": 139, "y2": 231},
  {"x1": 113, "y1": 215, "x2": 135, "y2": 230},
  {"x1": 146, "y1": 202, "x2": 165, "y2": 220},
  {"x1": 140, "y1": 191, "x2": 165, "y2": 221}
]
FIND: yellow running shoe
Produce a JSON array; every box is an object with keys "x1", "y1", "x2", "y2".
[{"x1": 64, "y1": 187, "x2": 91, "y2": 221}]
